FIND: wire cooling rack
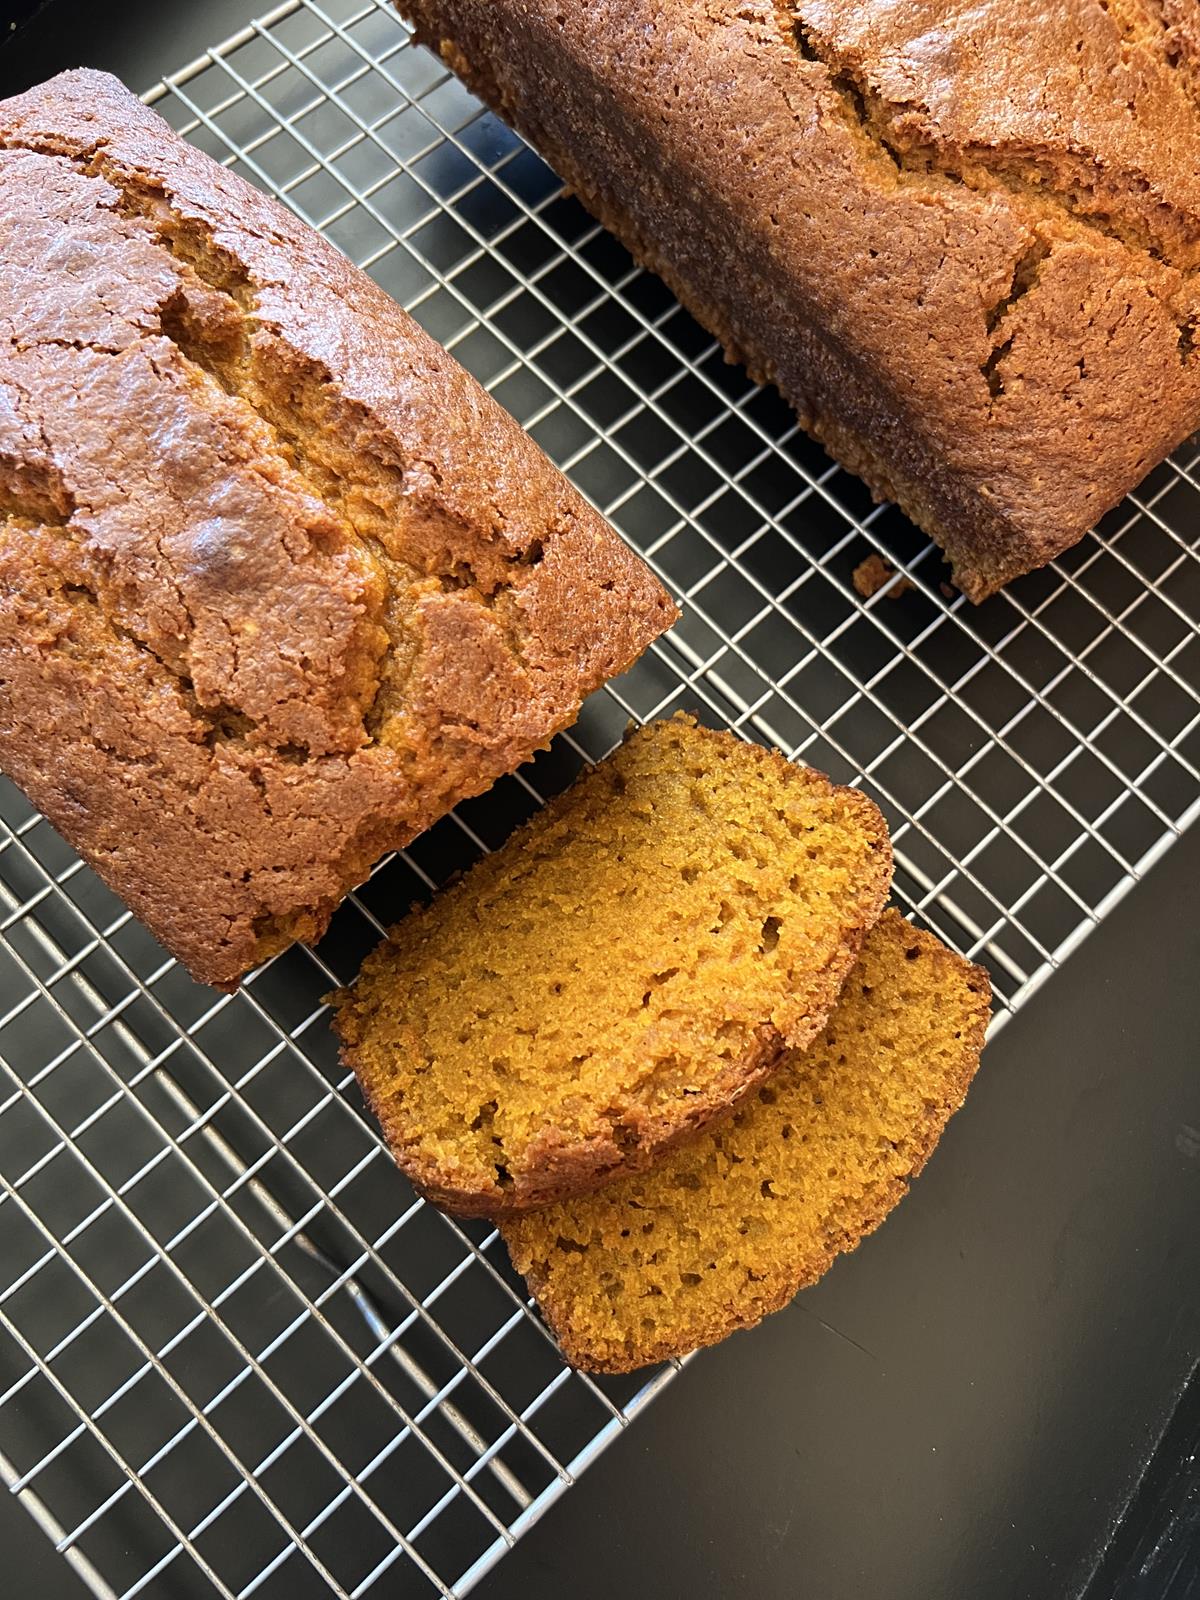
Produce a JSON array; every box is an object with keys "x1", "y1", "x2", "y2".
[{"x1": 2, "y1": 1, "x2": 1200, "y2": 1594}]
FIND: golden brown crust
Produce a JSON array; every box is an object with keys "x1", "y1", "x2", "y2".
[
  {"x1": 400, "y1": 0, "x2": 1200, "y2": 599},
  {"x1": 504, "y1": 911, "x2": 991, "y2": 1372},
  {"x1": 0, "y1": 70, "x2": 676, "y2": 987},
  {"x1": 334, "y1": 716, "x2": 892, "y2": 1217}
]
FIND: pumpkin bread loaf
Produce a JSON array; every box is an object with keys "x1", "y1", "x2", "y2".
[
  {"x1": 334, "y1": 716, "x2": 891, "y2": 1216},
  {"x1": 0, "y1": 70, "x2": 675, "y2": 988},
  {"x1": 402, "y1": 0, "x2": 1200, "y2": 599},
  {"x1": 503, "y1": 910, "x2": 991, "y2": 1371}
]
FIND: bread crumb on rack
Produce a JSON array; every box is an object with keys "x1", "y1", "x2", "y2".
[{"x1": 853, "y1": 553, "x2": 913, "y2": 600}]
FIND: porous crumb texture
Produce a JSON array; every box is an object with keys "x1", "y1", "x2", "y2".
[
  {"x1": 0, "y1": 70, "x2": 676, "y2": 988},
  {"x1": 334, "y1": 717, "x2": 892, "y2": 1216},
  {"x1": 503, "y1": 910, "x2": 991, "y2": 1372},
  {"x1": 401, "y1": 0, "x2": 1200, "y2": 599}
]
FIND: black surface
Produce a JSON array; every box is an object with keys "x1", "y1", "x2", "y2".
[
  {"x1": 2, "y1": 5, "x2": 1199, "y2": 1598},
  {"x1": 1087, "y1": 1362, "x2": 1200, "y2": 1600},
  {"x1": 3, "y1": 0, "x2": 52, "y2": 41},
  {"x1": 0, "y1": 0, "x2": 254, "y2": 87}
]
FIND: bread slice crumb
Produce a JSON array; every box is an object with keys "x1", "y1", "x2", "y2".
[
  {"x1": 504, "y1": 910, "x2": 990, "y2": 1371},
  {"x1": 334, "y1": 715, "x2": 891, "y2": 1216}
]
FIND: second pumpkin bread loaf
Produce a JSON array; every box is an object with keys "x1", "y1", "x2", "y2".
[
  {"x1": 402, "y1": 0, "x2": 1200, "y2": 599},
  {"x1": 334, "y1": 717, "x2": 891, "y2": 1215}
]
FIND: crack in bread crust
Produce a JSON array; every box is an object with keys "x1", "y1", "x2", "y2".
[
  {"x1": 782, "y1": 3, "x2": 1200, "y2": 391},
  {"x1": 0, "y1": 138, "x2": 560, "y2": 755},
  {"x1": 787, "y1": 7, "x2": 1200, "y2": 277}
]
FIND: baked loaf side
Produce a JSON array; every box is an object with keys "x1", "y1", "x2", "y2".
[
  {"x1": 503, "y1": 910, "x2": 991, "y2": 1372},
  {"x1": 334, "y1": 717, "x2": 892, "y2": 1216},
  {"x1": 401, "y1": 0, "x2": 1200, "y2": 599},
  {"x1": 0, "y1": 70, "x2": 676, "y2": 987}
]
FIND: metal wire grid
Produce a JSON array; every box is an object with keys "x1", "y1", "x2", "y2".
[{"x1": 0, "y1": 0, "x2": 1198, "y2": 1593}]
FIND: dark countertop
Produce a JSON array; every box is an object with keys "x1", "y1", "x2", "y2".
[{"x1": 2, "y1": 6, "x2": 1198, "y2": 1598}]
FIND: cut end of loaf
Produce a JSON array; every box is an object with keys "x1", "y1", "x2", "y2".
[{"x1": 334, "y1": 715, "x2": 892, "y2": 1215}]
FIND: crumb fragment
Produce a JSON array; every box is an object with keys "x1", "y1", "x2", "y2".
[{"x1": 853, "y1": 553, "x2": 913, "y2": 600}]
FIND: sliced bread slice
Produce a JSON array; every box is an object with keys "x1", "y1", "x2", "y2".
[
  {"x1": 503, "y1": 910, "x2": 991, "y2": 1370},
  {"x1": 334, "y1": 715, "x2": 891, "y2": 1216}
]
